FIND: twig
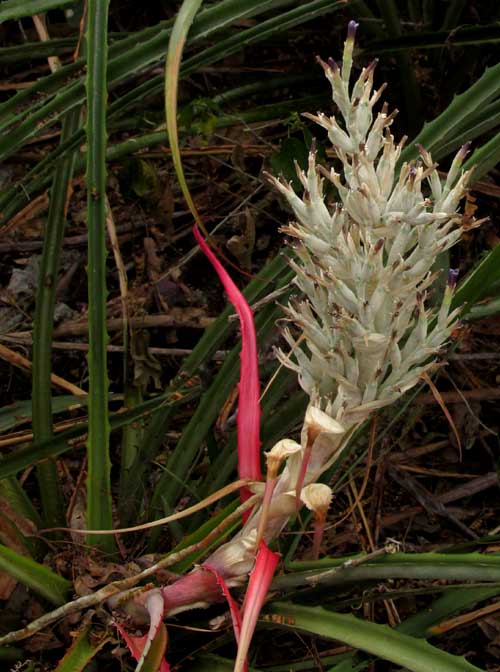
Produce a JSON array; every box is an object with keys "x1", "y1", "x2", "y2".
[
  {"x1": 0, "y1": 495, "x2": 259, "y2": 646},
  {"x1": 0, "y1": 336, "x2": 227, "y2": 360},
  {"x1": 32, "y1": 13, "x2": 62, "y2": 73},
  {"x1": 417, "y1": 387, "x2": 500, "y2": 404},
  {"x1": 0, "y1": 343, "x2": 86, "y2": 396},
  {"x1": 49, "y1": 312, "x2": 214, "y2": 337},
  {"x1": 305, "y1": 543, "x2": 399, "y2": 586}
]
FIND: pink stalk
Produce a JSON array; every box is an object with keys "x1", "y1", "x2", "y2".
[
  {"x1": 255, "y1": 477, "x2": 277, "y2": 546},
  {"x1": 234, "y1": 542, "x2": 280, "y2": 672},
  {"x1": 312, "y1": 515, "x2": 327, "y2": 560},
  {"x1": 193, "y1": 226, "x2": 262, "y2": 507},
  {"x1": 294, "y1": 443, "x2": 312, "y2": 509}
]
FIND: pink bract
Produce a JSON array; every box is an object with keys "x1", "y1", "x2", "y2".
[{"x1": 193, "y1": 225, "x2": 262, "y2": 504}]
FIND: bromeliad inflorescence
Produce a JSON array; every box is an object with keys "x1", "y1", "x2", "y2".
[{"x1": 121, "y1": 22, "x2": 480, "y2": 672}]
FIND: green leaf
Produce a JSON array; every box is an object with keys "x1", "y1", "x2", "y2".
[
  {"x1": 0, "y1": 646, "x2": 23, "y2": 663},
  {"x1": 85, "y1": 0, "x2": 114, "y2": 552},
  {"x1": 165, "y1": 0, "x2": 207, "y2": 232},
  {"x1": 269, "y1": 603, "x2": 484, "y2": 672},
  {"x1": 54, "y1": 625, "x2": 110, "y2": 671},
  {"x1": 399, "y1": 585, "x2": 500, "y2": 638},
  {"x1": 462, "y1": 128, "x2": 500, "y2": 181},
  {"x1": 0, "y1": 543, "x2": 70, "y2": 606},
  {"x1": 270, "y1": 137, "x2": 309, "y2": 191},
  {"x1": 0, "y1": 395, "x2": 89, "y2": 434},
  {"x1": 453, "y1": 246, "x2": 500, "y2": 310},
  {"x1": 33, "y1": 95, "x2": 82, "y2": 530},
  {"x1": 0, "y1": 0, "x2": 76, "y2": 21},
  {"x1": 362, "y1": 24, "x2": 500, "y2": 54},
  {"x1": 399, "y1": 61, "x2": 500, "y2": 163},
  {"x1": 140, "y1": 622, "x2": 168, "y2": 672}
]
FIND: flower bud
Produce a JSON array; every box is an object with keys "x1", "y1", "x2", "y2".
[
  {"x1": 265, "y1": 439, "x2": 302, "y2": 479},
  {"x1": 300, "y1": 483, "x2": 333, "y2": 519}
]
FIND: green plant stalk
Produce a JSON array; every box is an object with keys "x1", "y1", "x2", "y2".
[
  {"x1": 274, "y1": 553, "x2": 500, "y2": 589},
  {"x1": 0, "y1": 543, "x2": 70, "y2": 606},
  {"x1": 269, "y1": 603, "x2": 483, "y2": 672},
  {"x1": 85, "y1": 0, "x2": 115, "y2": 552},
  {"x1": 33, "y1": 106, "x2": 82, "y2": 529}
]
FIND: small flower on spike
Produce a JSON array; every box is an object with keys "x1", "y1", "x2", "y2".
[
  {"x1": 256, "y1": 440, "x2": 302, "y2": 545},
  {"x1": 301, "y1": 483, "x2": 333, "y2": 559},
  {"x1": 295, "y1": 407, "x2": 345, "y2": 505}
]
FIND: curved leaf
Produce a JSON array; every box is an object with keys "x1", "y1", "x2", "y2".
[{"x1": 269, "y1": 603, "x2": 484, "y2": 672}]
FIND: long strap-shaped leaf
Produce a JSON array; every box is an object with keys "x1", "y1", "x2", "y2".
[
  {"x1": 0, "y1": 543, "x2": 70, "y2": 606},
  {"x1": 269, "y1": 603, "x2": 484, "y2": 672},
  {"x1": 399, "y1": 59, "x2": 500, "y2": 163},
  {"x1": 85, "y1": 0, "x2": 114, "y2": 552},
  {"x1": 164, "y1": 0, "x2": 205, "y2": 231}
]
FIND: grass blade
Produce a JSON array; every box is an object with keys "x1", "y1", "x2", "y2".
[{"x1": 85, "y1": 0, "x2": 114, "y2": 550}]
